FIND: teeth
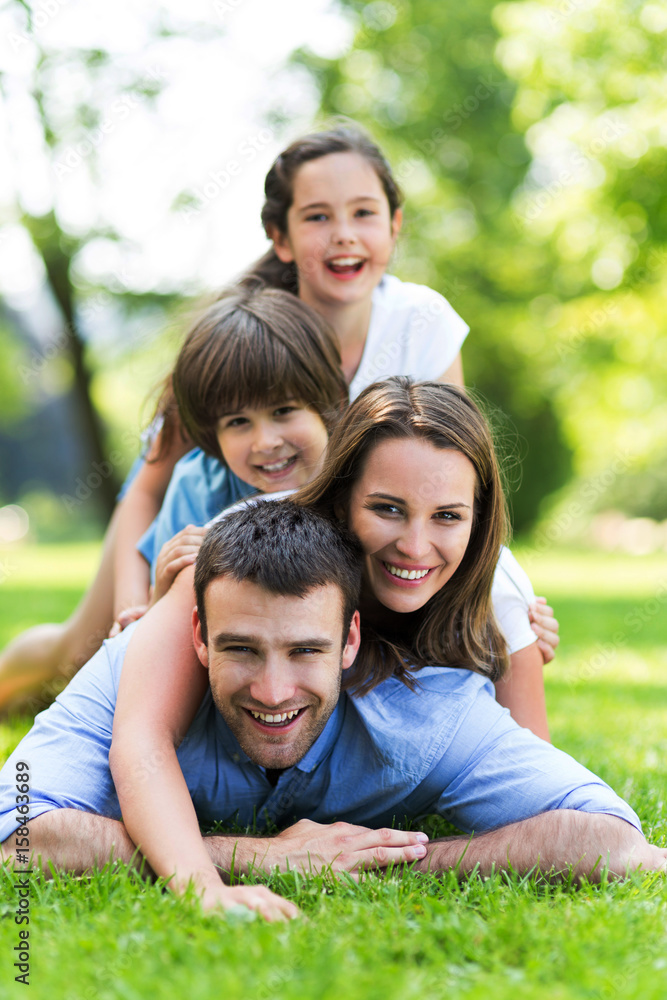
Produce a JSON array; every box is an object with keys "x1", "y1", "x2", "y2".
[
  {"x1": 384, "y1": 563, "x2": 430, "y2": 580},
  {"x1": 258, "y1": 457, "x2": 294, "y2": 472},
  {"x1": 328, "y1": 256, "x2": 364, "y2": 265},
  {"x1": 250, "y1": 709, "x2": 300, "y2": 723}
]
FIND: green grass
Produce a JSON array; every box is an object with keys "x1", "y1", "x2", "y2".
[{"x1": 0, "y1": 542, "x2": 666, "y2": 1000}]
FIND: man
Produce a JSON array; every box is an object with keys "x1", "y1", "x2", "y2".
[{"x1": 1, "y1": 503, "x2": 664, "y2": 922}]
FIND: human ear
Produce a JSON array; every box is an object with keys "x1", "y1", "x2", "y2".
[
  {"x1": 333, "y1": 501, "x2": 347, "y2": 524},
  {"x1": 269, "y1": 225, "x2": 295, "y2": 264},
  {"x1": 341, "y1": 609, "x2": 361, "y2": 672},
  {"x1": 390, "y1": 207, "x2": 403, "y2": 243},
  {"x1": 192, "y1": 607, "x2": 209, "y2": 669}
]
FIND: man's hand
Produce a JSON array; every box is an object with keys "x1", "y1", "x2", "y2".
[
  {"x1": 152, "y1": 525, "x2": 207, "y2": 606},
  {"x1": 529, "y1": 596, "x2": 560, "y2": 664},
  {"x1": 235, "y1": 819, "x2": 429, "y2": 875}
]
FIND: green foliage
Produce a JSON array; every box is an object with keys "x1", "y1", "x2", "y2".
[{"x1": 292, "y1": 0, "x2": 666, "y2": 529}]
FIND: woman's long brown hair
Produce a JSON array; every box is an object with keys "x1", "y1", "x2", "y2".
[{"x1": 294, "y1": 377, "x2": 510, "y2": 695}]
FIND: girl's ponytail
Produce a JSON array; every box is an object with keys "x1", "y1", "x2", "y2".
[{"x1": 237, "y1": 248, "x2": 298, "y2": 294}]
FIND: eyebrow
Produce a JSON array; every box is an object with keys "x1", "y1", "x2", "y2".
[
  {"x1": 297, "y1": 196, "x2": 382, "y2": 213},
  {"x1": 211, "y1": 632, "x2": 336, "y2": 651},
  {"x1": 217, "y1": 399, "x2": 299, "y2": 420},
  {"x1": 366, "y1": 491, "x2": 472, "y2": 510}
]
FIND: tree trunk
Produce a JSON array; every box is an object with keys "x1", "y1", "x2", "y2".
[{"x1": 26, "y1": 213, "x2": 119, "y2": 519}]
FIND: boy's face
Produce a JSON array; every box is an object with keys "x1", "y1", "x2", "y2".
[
  {"x1": 216, "y1": 401, "x2": 329, "y2": 493},
  {"x1": 193, "y1": 577, "x2": 361, "y2": 770}
]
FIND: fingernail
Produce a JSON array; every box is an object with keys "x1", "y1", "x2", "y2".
[
  {"x1": 415, "y1": 832, "x2": 429, "y2": 843},
  {"x1": 413, "y1": 845, "x2": 427, "y2": 857}
]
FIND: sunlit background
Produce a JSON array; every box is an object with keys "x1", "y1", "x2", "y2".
[{"x1": 0, "y1": 0, "x2": 665, "y2": 554}]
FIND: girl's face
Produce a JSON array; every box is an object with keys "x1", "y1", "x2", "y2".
[
  {"x1": 272, "y1": 151, "x2": 402, "y2": 312},
  {"x1": 216, "y1": 401, "x2": 329, "y2": 493},
  {"x1": 346, "y1": 437, "x2": 477, "y2": 615}
]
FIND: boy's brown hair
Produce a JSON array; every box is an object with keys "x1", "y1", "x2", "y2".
[{"x1": 172, "y1": 288, "x2": 348, "y2": 461}]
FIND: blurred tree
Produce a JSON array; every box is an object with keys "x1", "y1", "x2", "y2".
[
  {"x1": 0, "y1": 1, "x2": 205, "y2": 518},
  {"x1": 294, "y1": 0, "x2": 667, "y2": 530}
]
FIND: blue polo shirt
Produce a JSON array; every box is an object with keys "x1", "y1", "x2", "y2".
[{"x1": 0, "y1": 624, "x2": 641, "y2": 841}]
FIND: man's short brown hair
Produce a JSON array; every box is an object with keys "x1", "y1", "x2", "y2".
[{"x1": 194, "y1": 500, "x2": 362, "y2": 646}]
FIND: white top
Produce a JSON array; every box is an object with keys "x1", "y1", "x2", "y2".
[
  {"x1": 348, "y1": 274, "x2": 469, "y2": 400},
  {"x1": 491, "y1": 547, "x2": 538, "y2": 655},
  {"x1": 213, "y1": 494, "x2": 537, "y2": 657}
]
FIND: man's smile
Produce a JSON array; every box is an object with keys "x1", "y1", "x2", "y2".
[{"x1": 243, "y1": 706, "x2": 309, "y2": 732}]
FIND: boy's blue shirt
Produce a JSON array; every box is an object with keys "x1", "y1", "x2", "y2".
[{"x1": 137, "y1": 448, "x2": 256, "y2": 579}]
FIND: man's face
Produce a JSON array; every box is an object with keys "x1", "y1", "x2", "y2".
[{"x1": 193, "y1": 577, "x2": 360, "y2": 770}]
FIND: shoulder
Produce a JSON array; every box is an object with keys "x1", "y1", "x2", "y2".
[
  {"x1": 491, "y1": 546, "x2": 538, "y2": 654},
  {"x1": 344, "y1": 668, "x2": 496, "y2": 777},
  {"x1": 492, "y1": 546, "x2": 536, "y2": 605},
  {"x1": 372, "y1": 274, "x2": 469, "y2": 347},
  {"x1": 162, "y1": 449, "x2": 254, "y2": 526},
  {"x1": 168, "y1": 448, "x2": 224, "y2": 488},
  {"x1": 374, "y1": 273, "x2": 450, "y2": 313}
]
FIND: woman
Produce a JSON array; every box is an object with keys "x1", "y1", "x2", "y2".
[{"x1": 110, "y1": 378, "x2": 548, "y2": 912}]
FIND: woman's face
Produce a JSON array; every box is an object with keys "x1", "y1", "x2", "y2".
[{"x1": 347, "y1": 437, "x2": 477, "y2": 615}]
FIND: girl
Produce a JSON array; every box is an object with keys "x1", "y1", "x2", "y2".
[{"x1": 110, "y1": 378, "x2": 551, "y2": 913}]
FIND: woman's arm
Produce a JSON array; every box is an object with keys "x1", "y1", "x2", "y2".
[
  {"x1": 112, "y1": 431, "x2": 192, "y2": 620},
  {"x1": 109, "y1": 564, "x2": 222, "y2": 897},
  {"x1": 495, "y1": 642, "x2": 550, "y2": 742}
]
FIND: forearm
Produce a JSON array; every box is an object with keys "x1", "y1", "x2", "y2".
[
  {"x1": 113, "y1": 488, "x2": 156, "y2": 616},
  {"x1": 3, "y1": 809, "x2": 266, "y2": 891},
  {"x1": 110, "y1": 737, "x2": 230, "y2": 893},
  {"x1": 113, "y1": 432, "x2": 190, "y2": 616},
  {"x1": 2, "y1": 810, "x2": 150, "y2": 876},
  {"x1": 414, "y1": 811, "x2": 660, "y2": 882}
]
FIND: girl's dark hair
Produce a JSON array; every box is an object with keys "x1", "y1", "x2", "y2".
[
  {"x1": 239, "y1": 123, "x2": 403, "y2": 295},
  {"x1": 172, "y1": 287, "x2": 348, "y2": 462},
  {"x1": 294, "y1": 377, "x2": 509, "y2": 695}
]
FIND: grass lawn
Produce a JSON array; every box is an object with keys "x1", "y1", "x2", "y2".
[{"x1": 0, "y1": 542, "x2": 666, "y2": 1000}]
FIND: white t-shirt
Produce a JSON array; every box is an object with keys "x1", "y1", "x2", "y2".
[
  {"x1": 213, "y1": 495, "x2": 537, "y2": 657},
  {"x1": 348, "y1": 274, "x2": 469, "y2": 400},
  {"x1": 491, "y1": 547, "x2": 538, "y2": 655}
]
